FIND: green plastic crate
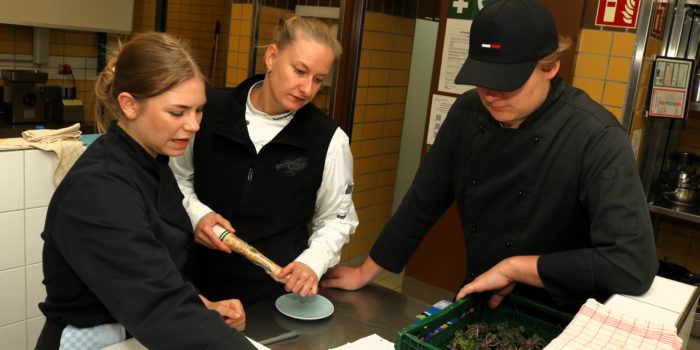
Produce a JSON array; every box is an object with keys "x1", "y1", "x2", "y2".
[{"x1": 396, "y1": 294, "x2": 573, "y2": 350}]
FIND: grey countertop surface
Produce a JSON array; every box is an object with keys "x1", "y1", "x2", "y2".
[{"x1": 244, "y1": 283, "x2": 438, "y2": 349}]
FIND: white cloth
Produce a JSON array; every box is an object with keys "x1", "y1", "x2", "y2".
[
  {"x1": 59, "y1": 323, "x2": 126, "y2": 350},
  {"x1": 169, "y1": 85, "x2": 358, "y2": 280},
  {"x1": 330, "y1": 334, "x2": 394, "y2": 350},
  {"x1": 545, "y1": 298, "x2": 682, "y2": 350},
  {"x1": 0, "y1": 123, "x2": 86, "y2": 186}
]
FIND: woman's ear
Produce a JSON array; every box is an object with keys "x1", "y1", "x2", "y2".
[
  {"x1": 117, "y1": 92, "x2": 139, "y2": 120},
  {"x1": 264, "y1": 44, "x2": 278, "y2": 72}
]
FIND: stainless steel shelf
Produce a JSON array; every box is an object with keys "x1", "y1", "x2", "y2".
[{"x1": 649, "y1": 198, "x2": 700, "y2": 224}]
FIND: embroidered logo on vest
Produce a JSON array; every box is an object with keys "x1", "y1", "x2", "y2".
[{"x1": 275, "y1": 156, "x2": 308, "y2": 176}]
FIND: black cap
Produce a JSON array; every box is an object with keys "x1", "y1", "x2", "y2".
[{"x1": 454, "y1": 0, "x2": 558, "y2": 91}]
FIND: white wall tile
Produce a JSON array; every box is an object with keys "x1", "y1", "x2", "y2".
[
  {"x1": 24, "y1": 150, "x2": 55, "y2": 208},
  {"x1": 0, "y1": 151, "x2": 24, "y2": 212},
  {"x1": 25, "y1": 263, "x2": 45, "y2": 319},
  {"x1": 25, "y1": 207, "x2": 47, "y2": 265},
  {"x1": 0, "y1": 211, "x2": 25, "y2": 270},
  {"x1": 0, "y1": 268, "x2": 26, "y2": 326},
  {"x1": 0, "y1": 321, "x2": 27, "y2": 350},
  {"x1": 27, "y1": 316, "x2": 45, "y2": 350}
]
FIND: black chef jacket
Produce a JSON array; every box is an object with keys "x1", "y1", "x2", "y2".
[
  {"x1": 371, "y1": 77, "x2": 657, "y2": 308},
  {"x1": 37, "y1": 124, "x2": 255, "y2": 349}
]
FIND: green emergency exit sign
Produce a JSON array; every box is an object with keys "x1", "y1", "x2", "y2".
[{"x1": 448, "y1": 0, "x2": 495, "y2": 20}]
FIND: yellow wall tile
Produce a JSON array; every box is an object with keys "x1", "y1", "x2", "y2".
[
  {"x1": 369, "y1": 69, "x2": 390, "y2": 86},
  {"x1": 374, "y1": 33, "x2": 393, "y2": 50},
  {"x1": 372, "y1": 51, "x2": 392, "y2": 69},
  {"x1": 357, "y1": 70, "x2": 369, "y2": 86},
  {"x1": 389, "y1": 70, "x2": 409, "y2": 86},
  {"x1": 240, "y1": 20, "x2": 252, "y2": 37},
  {"x1": 575, "y1": 53, "x2": 608, "y2": 79},
  {"x1": 602, "y1": 81, "x2": 627, "y2": 107},
  {"x1": 366, "y1": 87, "x2": 388, "y2": 105},
  {"x1": 230, "y1": 19, "x2": 241, "y2": 36},
  {"x1": 611, "y1": 32, "x2": 636, "y2": 57},
  {"x1": 356, "y1": 87, "x2": 367, "y2": 105},
  {"x1": 231, "y1": 4, "x2": 242, "y2": 19},
  {"x1": 0, "y1": 40, "x2": 14, "y2": 53},
  {"x1": 606, "y1": 57, "x2": 631, "y2": 82},
  {"x1": 241, "y1": 4, "x2": 253, "y2": 20},
  {"x1": 362, "y1": 32, "x2": 375, "y2": 50},
  {"x1": 363, "y1": 122, "x2": 383, "y2": 139},
  {"x1": 387, "y1": 87, "x2": 407, "y2": 104},
  {"x1": 365, "y1": 105, "x2": 386, "y2": 122},
  {"x1": 393, "y1": 35, "x2": 413, "y2": 53},
  {"x1": 573, "y1": 77, "x2": 604, "y2": 102},
  {"x1": 353, "y1": 105, "x2": 366, "y2": 123},
  {"x1": 392, "y1": 52, "x2": 411, "y2": 70},
  {"x1": 239, "y1": 36, "x2": 251, "y2": 51},
  {"x1": 578, "y1": 29, "x2": 612, "y2": 55}
]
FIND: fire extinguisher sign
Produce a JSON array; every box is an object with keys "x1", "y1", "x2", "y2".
[{"x1": 595, "y1": 0, "x2": 639, "y2": 29}]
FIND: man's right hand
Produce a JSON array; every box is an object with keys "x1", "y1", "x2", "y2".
[
  {"x1": 320, "y1": 256, "x2": 384, "y2": 290},
  {"x1": 194, "y1": 212, "x2": 234, "y2": 253}
]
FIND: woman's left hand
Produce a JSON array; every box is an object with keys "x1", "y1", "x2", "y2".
[
  {"x1": 278, "y1": 262, "x2": 318, "y2": 297},
  {"x1": 200, "y1": 295, "x2": 246, "y2": 331}
]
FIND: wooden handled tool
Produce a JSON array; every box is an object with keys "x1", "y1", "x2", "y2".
[{"x1": 214, "y1": 225, "x2": 287, "y2": 283}]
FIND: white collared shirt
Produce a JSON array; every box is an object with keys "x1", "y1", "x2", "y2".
[{"x1": 169, "y1": 83, "x2": 358, "y2": 279}]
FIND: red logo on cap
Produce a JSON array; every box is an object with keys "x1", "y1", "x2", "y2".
[{"x1": 481, "y1": 43, "x2": 501, "y2": 49}]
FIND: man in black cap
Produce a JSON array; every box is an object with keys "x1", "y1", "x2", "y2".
[{"x1": 322, "y1": 0, "x2": 657, "y2": 309}]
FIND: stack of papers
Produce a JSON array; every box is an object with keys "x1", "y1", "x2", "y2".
[
  {"x1": 330, "y1": 334, "x2": 393, "y2": 350},
  {"x1": 545, "y1": 299, "x2": 682, "y2": 350}
]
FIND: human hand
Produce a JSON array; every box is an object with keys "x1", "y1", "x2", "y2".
[
  {"x1": 200, "y1": 296, "x2": 246, "y2": 331},
  {"x1": 278, "y1": 262, "x2": 318, "y2": 297},
  {"x1": 194, "y1": 212, "x2": 233, "y2": 253},
  {"x1": 455, "y1": 260, "x2": 516, "y2": 310},
  {"x1": 319, "y1": 266, "x2": 367, "y2": 291}
]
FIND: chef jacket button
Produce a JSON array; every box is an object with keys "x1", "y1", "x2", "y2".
[
  {"x1": 518, "y1": 190, "x2": 527, "y2": 198},
  {"x1": 479, "y1": 123, "x2": 486, "y2": 133},
  {"x1": 184, "y1": 243, "x2": 191, "y2": 250},
  {"x1": 506, "y1": 241, "x2": 513, "y2": 248},
  {"x1": 472, "y1": 178, "x2": 479, "y2": 186},
  {"x1": 470, "y1": 225, "x2": 479, "y2": 232},
  {"x1": 533, "y1": 136, "x2": 540, "y2": 143}
]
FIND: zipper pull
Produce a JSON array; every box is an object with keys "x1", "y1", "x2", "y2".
[{"x1": 247, "y1": 167, "x2": 254, "y2": 181}]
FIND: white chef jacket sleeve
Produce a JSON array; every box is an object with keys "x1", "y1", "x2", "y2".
[
  {"x1": 168, "y1": 135, "x2": 215, "y2": 230},
  {"x1": 295, "y1": 128, "x2": 358, "y2": 279}
]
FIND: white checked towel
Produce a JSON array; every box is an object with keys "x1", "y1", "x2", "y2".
[
  {"x1": 59, "y1": 323, "x2": 126, "y2": 350},
  {"x1": 0, "y1": 123, "x2": 86, "y2": 186},
  {"x1": 545, "y1": 298, "x2": 682, "y2": 350}
]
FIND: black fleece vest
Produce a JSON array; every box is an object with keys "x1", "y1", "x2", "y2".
[{"x1": 191, "y1": 75, "x2": 338, "y2": 303}]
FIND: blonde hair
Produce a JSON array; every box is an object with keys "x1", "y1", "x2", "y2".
[
  {"x1": 537, "y1": 35, "x2": 573, "y2": 72},
  {"x1": 94, "y1": 32, "x2": 205, "y2": 133},
  {"x1": 273, "y1": 15, "x2": 342, "y2": 58}
]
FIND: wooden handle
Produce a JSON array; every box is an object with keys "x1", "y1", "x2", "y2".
[{"x1": 216, "y1": 227, "x2": 286, "y2": 283}]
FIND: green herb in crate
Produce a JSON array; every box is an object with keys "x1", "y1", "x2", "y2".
[{"x1": 448, "y1": 321, "x2": 545, "y2": 350}]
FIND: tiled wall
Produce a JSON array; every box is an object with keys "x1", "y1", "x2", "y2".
[
  {"x1": 226, "y1": 3, "x2": 254, "y2": 86},
  {"x1": 344, "y1": 11, "x2": 414, "y2": 261},
  {"x1": 657, "y1": 216, "x2": 700, "y2": 273},
  {"x1": 0, "y1": 25, "x2": 100, "y2": 123},
  {"x1": 573, "y1": 29, "x2": 636, "y2": 122},
  {"x1": 0, "y1": 149, "x2": 55, "y2": 350},
  {"x1": 0, "y1": 0, "x2": 229, "y2": 125},
  {"x1": 167, "y1": 0, "x2": 230, "y2": 87}
]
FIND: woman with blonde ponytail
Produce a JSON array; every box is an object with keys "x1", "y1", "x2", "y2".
[
  {"x1": 170, "y1": 15, "x2": 358, "y2": 306},
  {"x1": 36, "y1": 32, "x2": 257, "y2": 350}
]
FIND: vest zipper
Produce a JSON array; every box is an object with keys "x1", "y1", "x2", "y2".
[{"x1": 247, "y1": 167, "x2": 253, "y2": 181}]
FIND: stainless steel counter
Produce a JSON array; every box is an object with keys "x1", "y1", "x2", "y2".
[{"x1": 244, "y1": 284, "x2": 432, "y2": 349}]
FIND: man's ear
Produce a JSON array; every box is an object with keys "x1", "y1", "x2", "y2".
[
  {"x1": 545, "y1": 61, "x2": 561, "y2": 79},
  {"x1": 117, "y1": 92, "x2": 139, "y2": 120}
]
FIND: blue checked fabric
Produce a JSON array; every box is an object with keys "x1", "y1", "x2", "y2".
[{"x1": 59, "y1": 323, "x2": 126, "y2": 350}]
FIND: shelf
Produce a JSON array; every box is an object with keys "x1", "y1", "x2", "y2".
[{"x1": 649, "y1": 196, "x2": 700, "y2": 224}]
